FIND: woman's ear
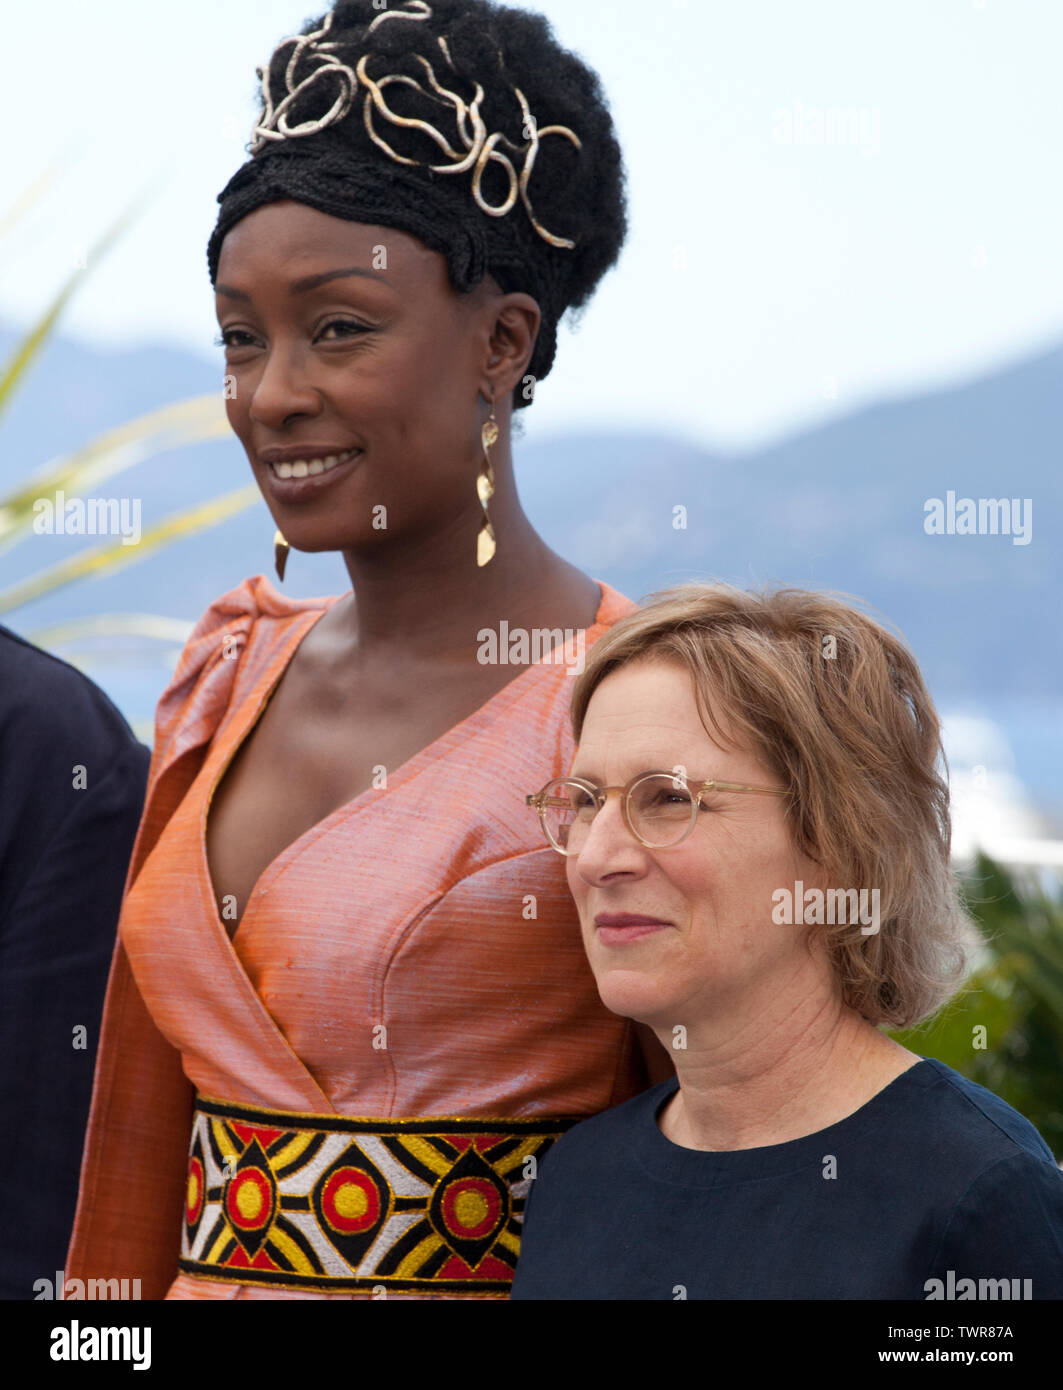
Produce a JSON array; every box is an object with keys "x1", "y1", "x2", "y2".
[{"x1": 486, "y1": 291, "x2": 541, "y2": 396}]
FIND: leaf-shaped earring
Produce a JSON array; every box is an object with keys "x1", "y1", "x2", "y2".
[
  {"x1": 274, "y1": 529, "x2": 290, "y2": 582},
  {"x1": 477, "y1": 398, "x2": 499, "y2": 567}
]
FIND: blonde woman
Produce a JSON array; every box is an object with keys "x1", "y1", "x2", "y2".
[{"x1": 515, "y1": 585, "x2": 1063, "y2": 1300}]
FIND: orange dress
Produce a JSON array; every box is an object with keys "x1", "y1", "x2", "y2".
[{"x1": 65, "y1": 574, "x2": 653, "y2": 1299}]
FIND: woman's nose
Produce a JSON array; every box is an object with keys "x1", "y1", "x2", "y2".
[
  {"x1": 573, "y1": 789, "x2": 644, "y2": 874},
  {"x1": 247, "y1": 344, "x2": 321, "y2": 427}
]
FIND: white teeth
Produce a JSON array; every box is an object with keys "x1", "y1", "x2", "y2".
[{"x1": 269, "y1": 448, "x2": 360, "y2": 480}]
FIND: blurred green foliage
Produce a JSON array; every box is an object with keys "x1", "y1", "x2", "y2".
[
  {"x1": 0, "y1": 174, "x2": 253, "y2": 634},
  {"x1": 891, "y1": 853, "x2": 1063, "y2": 1159}
]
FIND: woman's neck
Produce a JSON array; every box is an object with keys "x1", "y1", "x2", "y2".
[
  {"x1": 655, "y1": 994, "x2": 919, "y2": 1153},
  {"x1": 328, "y1": 499, "x2": 600, "y2": 668}
]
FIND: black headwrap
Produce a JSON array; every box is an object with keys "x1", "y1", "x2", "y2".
[{"x1": 206, "y1": 0, "x2": 626, "y2": 409}]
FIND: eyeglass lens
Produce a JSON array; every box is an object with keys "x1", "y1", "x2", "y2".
[{"x1": 542, "y1": 774, "x2": 695, "y2": 850}]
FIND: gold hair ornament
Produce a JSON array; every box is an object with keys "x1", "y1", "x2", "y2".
[{"x1": 249, "y1": 3, "x2": 581, "y2": 250}]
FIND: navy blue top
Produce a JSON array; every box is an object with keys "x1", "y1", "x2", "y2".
[
  {"x1": 0, "y1": 622, "x2": 149, "y2": 1298},
  {"x1": 511, "y1": 1058, "x2": 1063, "y2": 1300}
]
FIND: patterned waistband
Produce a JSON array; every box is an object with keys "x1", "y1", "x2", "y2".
[{"x1": 179, "y1": 1095, "x2": 578, "y2": 1295}]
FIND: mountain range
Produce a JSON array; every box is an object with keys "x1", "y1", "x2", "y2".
[{"x1": 1, "y1": 324, "x2": 1059, "y2": 729}]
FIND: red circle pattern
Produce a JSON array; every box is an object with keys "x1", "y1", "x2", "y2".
[
  {"x1": 440, "y1": 1177, "x2": 502, "y2": 1240},
  {"x1": 225, "y1": 1166, "x2": 273, "y2": 1232},
  {"x1": 186, "y1": 1156, "x2": 204, "y2": 1226},
  {"x1": 321, "y1": 1167, "x2": 381, "y2": 1234}
]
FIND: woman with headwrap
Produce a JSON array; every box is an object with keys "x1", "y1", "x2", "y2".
[{"x1": 65, "y1": 0, "x2": 668, "y2": 1301}]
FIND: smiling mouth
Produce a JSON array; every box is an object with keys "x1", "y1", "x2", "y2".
[{"x1": 267, "y1": 447, "x2": 362, "y2": 479}]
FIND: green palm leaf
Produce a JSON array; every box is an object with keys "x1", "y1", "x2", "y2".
[
  {"x1": 0, "y1": 394, "x2": 234, "y2": 550},
  {"x1": 0, "y1": 172, "x2": 164, "y2": 423},
  {"x1": 0, "y1": 482, "x2": 261, "y2": 615},
  {"x1": 0, "y1": 154, "x2": 71, "y2": 242},
  {"x1": 892, "y1": 854, "x2": 1063, "y2": 1156},
  {"x1": 24, "y1": 613, "x2": 194, "y2": 656}
]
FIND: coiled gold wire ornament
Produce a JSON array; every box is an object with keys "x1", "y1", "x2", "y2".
[{"x1": 248, "y1": 3, "x2": 581, "y2": 250}]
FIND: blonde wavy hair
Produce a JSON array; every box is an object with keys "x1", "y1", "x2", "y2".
[{"x1": 570, "y1": 582, "x2": 980, "y2": 1029}]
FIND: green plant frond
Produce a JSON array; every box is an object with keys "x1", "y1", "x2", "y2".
[
  {"x1": 894, "y1": 854, "x2": 1063, "y2": 1155},
  {"x1": 24, "y1": 613, "x2": 191, "y2": 673},
  {"x1": 0, "y1": 155, "x2": 71, "y2": 243},
  {"x1": 0, "y1": 482, "x2": 262, "y2": 615},
  {"x1": 24, "y1": 613, "x2": 195, "y2": 649},
  {"x1": 0, "y1": 395, "x2": 233, "y2": 549},
  {"x1": 0, "y1": 173, "x2": 168, "y2": 425},
  {"x1": 890, "y1": 960, "x2": 1021, "y2": 1062},
  {"x1": 963, "y1": 853, "x2": 1026, "y2": 918},
  {"x1": 1006, "y1": 947, "x2": 1063, "y2": 1016}
]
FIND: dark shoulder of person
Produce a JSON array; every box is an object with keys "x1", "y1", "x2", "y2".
[
  {"x1": 511, "y1": 1060, "x2": 1063, "y2": 1300},
  {"x1": 918, "y1": 1059, "x2": 1063, "y2": 1298},
  {"x1": 0, "y1": 622, "x2": 151, "y2": 1299},
  {"x1": 0, "y1": 622, "x2": 150, "y2": 898}
]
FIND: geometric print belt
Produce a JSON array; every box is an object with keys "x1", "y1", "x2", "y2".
[{"x1": 178, "y1": 1095, "x2": 579, "y2": 1295}]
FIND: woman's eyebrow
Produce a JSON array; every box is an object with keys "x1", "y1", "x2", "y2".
[{"x1": 215, "y1": 266, "x2": 391, "y2": 301}]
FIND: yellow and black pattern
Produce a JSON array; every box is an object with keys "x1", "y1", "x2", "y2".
[{"x1": 179, "y1": 1095, "x2": 578, "y2": 1293}]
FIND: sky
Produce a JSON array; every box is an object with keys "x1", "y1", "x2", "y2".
[{"x1": 2, "y1": 0, "x2": 1060, "y2": 451}]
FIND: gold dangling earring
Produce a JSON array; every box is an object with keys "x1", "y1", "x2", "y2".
[
  {"x1": 274, "y1": 528, "x2": 290, "y2": 583},
  {"x1": 477, "y1": 396, "x2": 499, "y2": 567}
]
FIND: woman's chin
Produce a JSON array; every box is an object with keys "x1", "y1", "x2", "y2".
[{"x1": 593, "y1": 965, "x2": 679, "y2": 1029}]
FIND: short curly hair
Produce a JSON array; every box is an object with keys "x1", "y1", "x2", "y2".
[
  {"x1": 208, "y1": 0, "x2": 629, "y2": 411},
  {"x1": 569, "y1": 582, "x2": 981, "y2": 1030}
]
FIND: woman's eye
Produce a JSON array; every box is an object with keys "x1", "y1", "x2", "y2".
[
  {"x1": 215, "y1": 330, "x2": 252, "y2": 349},
  {"x1": 318, "y1": 318, "x2": 368, "y2": 341},
  {"x1": 648, "y1": 785, "x2": 692, "y2": 806},
  {"x1": 213, "y1": 321, "x2": 368, "y2": 350}
]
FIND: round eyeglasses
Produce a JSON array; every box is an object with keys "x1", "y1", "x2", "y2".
[{"x1": 526, "y1": 770, "x2": 787, "y2": 855}]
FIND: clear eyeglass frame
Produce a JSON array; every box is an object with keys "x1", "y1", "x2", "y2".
[{"x1": 525, "y1": 770, "x2": 788, "y2": 856}]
